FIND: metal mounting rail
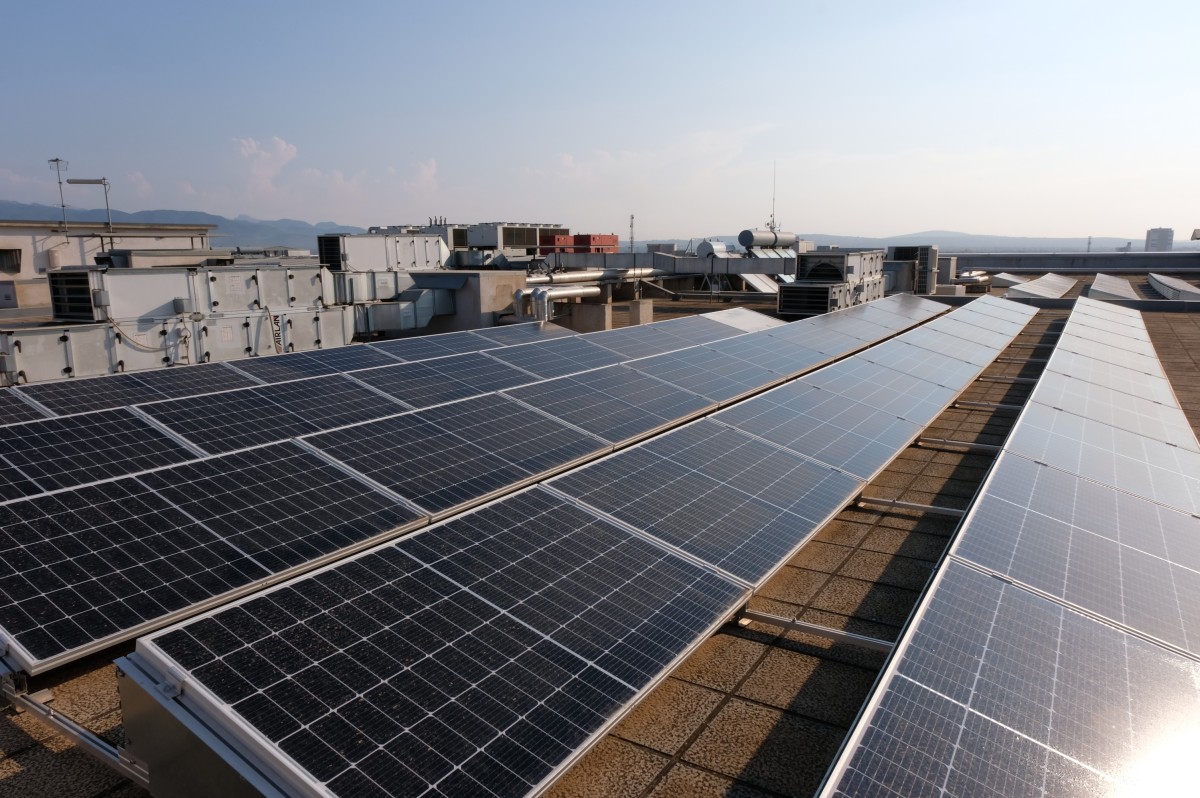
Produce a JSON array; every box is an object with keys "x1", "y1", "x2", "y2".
[
  {"x1": 916, "y1": 437, "x2": 1002, "y2": 453},
  {"x1": 954, "y1": 400, "x2": 1024, "y2": 412},
  {"x1": 995, "y1": 357, "x2": 1049, "y2": 364},
  {"x1": 738, "y1": 610, "x2": 894, "y2": 653},
  {"x1": 2, "y1": 681, "x2": 150, "y2": 790},
  {"x1": 977, "y1": 375, "x2": 1038, "y2": 384},
  {"x1": 856, "y1": 496, "x2": 966, "y2": 518}
]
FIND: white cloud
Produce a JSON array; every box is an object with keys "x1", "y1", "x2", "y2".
[
  {"x1": 233, "y1": 135, "x2": 299, "y2": 196},
  {"x1": 178, "y1": 180, "x2": 197, "y2": 197},
  {"x1": 125, "y1": 171, "x2": 152, "y2": 198}
]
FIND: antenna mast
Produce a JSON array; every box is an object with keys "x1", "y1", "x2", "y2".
[
  {"x1": 767, "y1": 161, "x2": 778, "y2": 232},
  {"x1": 629, "y1": 214, "x2": 635, "y2": 254},
  {"x1": 48, "y1": 158, "x2": 69, "y2": 232}
]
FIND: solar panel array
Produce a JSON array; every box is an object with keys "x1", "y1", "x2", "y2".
[
  {"x1": 1087, "y1": 273, "x2": 1140, "y2": 301},
  {"x1": 552, "y1": 295, "x2": 1036, "y2": 586},
  {"x1": 0, "y1": 304, "x2": 932, "y2": 675},
  {"x1": 1148, "y1": 272, "x2": 1200, "y2": 301},
  {"x1": 1004, "y1": 272, "x2": 1076, "y2": 299},
  {"x1": 123, "y1": 295, "x2": 1035, "y2": 798},
  {"x1": 102, "y1": 296, "x2": 982, "y2": 795},
  {"x1": 823, "y1": 297, "x2": 1200, "y2": 797}
]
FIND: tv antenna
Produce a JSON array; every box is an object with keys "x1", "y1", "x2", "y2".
[
  {"x1": 766, "y1": 161, "x2": 778, "y2": 232},
  {"x1": 629, "y1": 214, "x2": 635, "y2": 254},
  {"x1": 48, "y1": 158, "x2": 68, "y2": 232}
]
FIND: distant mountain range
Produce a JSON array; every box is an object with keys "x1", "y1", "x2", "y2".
[
  {"x1": 2, "y1": 200, "x2": 1193, "y2": 254},
  {"x1": 639, "y1": 230, "x2": 1198, "y2": 254},
  {"x1": 0, "y1": 201, "x2": 366, "y2": 251}
]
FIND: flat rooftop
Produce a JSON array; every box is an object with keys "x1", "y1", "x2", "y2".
[{"x1": 2, "y1": 288, "x2": 1198, "y2": 798}]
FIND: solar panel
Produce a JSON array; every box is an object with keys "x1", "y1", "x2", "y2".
[
  {"x1": 467, "y1": 322, "x2": 576, "y2": 347},
  {"x1": 227, "y1": 347, "x2": 402, "y2": 384},
  {"x1": 368, "y1": 331, "x2": 497, "y2": 362},
  {"x1": 952, "y1": 452, "x2": 1200, "y2": 656},
  {"x1": 1066, "y1": 310, "x2": 1153, "y2": 341},
  {"x1": 1060, "y1": 321, "x2": 1161, "y2": 358},
  {"x1": 137, "y1": 488, "x2": 745, "y2": 797},
  {"x1": 860, "y1": 341, "x2": 981, "y2": 391},
  {"x1": 886, "y1": 327, "x2": 997, "y2": 367},
  {"x1": 1056, "y1": 334, "x2": 1166, "y2": 376},
  {"x1": 1032, "y1": 371, "x2": 1198, "y2": 449},
  {"x1": 0, "y1": 408, "x2": 198, "y2": 492},
  {"x1": 871, "y1": 294, "x2": 951, "y2": 321},
  {"x1": 249, "y1": 375, "x2": 410, "y2": 431},
  {"x1": 1045, "y1": 349, "x2": 1180, "y2": 406},
  {"x1": 0, "y1": 389, "x2": 50, "y2": 425},
  {"x1": 15, "y1": 373, "x2": 164, "y2": 416},
  {"x1": 352, "y1": 354, "x2": 534, "y2": 409},
  {"x1": 1088, "y1": 273, "x2": 1140, "y2": 301},
  {"x1": 1004, "y1": 403, "x2": 1200, "y2": 514},
  {"x1": 802, "y1": 314, "x2": 897, "y2": 342},
  {"x1": 129, "y1": 363, "x2": 261, "y2": 398},
  {"x1": 714, "y1": 385, "x2": 924, "y2": 480},
  {"x1": 485, "y1": 337, "x2": 625, "y2": 379},
  {"x1": 306, "y1": 396, "x2": 605, "y2": 517},
  {"x1": 653, "y1": 314, "x2": 747, "y2": 343},
  {"x1": 825, "y1": 561, "x2": 1200, "y2": 797},
  {"x1": 583, "y1": 325, "x2": 692, "y2": 360},
  {"x1": 627, "y1": 346, "x2": 779, "y2": 403},
  {"x1": 137, "y1": 442, "x2": 424, "y2": 575},
  {"x1": 551, "y1": 420, "x2": 865, "y2": 584},
  {"x1": 786, "y1": 360, "x2": 955, "y2": 425},
  {"x1": 0, "y1": 477, "x2": 271, "y2": 672},
  {"x1": 921, "y1": 314, "x2": 1024, "y2": 346},
  {"x1": 139, "y1": 387, "x2": 321, "y2": 454},
  {"x1": 0, "y1": 461, "x2": 40, "y2": 502},
  {"x1": 504, "y1": 365, "x2": 713, "y2": 445},
  {"x1": 768, "y1": 324, "x2": 868, "y2": 356},
  {"x1": 704, "y1": 332, "x2": 829, "y2": 373}
]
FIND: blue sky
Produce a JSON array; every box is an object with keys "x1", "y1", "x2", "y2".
[{"x1": 2, "y1": 1, "x2": 1196, "y2": 239}]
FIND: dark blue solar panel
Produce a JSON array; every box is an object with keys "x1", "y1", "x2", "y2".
[
  {"x1": 307, "y1": 396, "x2": 605, "y2": 517},
  {"x1": 551, "y1": 421, "x2": 865, "y2": 584},
  {"x1": 505, "y1": 365, "x2": 713, "y2": 445},
  {"x1": 0, "y1": 408, "x2": 197, "y2": 491},
  {"x1": 352, "y1": 354, "x2": 533, "y2": 409},
  {"x1": 228, "y1": 347, "x2": 402, "y2": 384},
  {"x1": 142, "y1": 488, "x2": 745, "y2": 797},
  {"x1": 15, "y1": 373, "x2": 164, "y2": 415},
  {"x1": 486, "y1": 337, "x2": 625, "y2": 379},
  {"x1": 368, "y1": 331, "x2": 495, "y2": 362},
  {"x1": 0, "y1": 389, "x2": 50, "y2": 425},
  {"x1": 628, "y1": 347, "x2": 778, "y2": 403},
  {"x1": 130, "y1": 363, "x2": 260, "y2": 398}
]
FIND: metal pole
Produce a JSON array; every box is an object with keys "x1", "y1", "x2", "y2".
[
  {"x1": 48, "y1": 158, "x2": 68, "y2": 232},
  {"x1": 103, "y1": 179, "x2": 112, "y2": 233}
]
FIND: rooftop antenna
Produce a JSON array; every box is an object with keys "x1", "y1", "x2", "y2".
[
  {"x1": 629, "y1": 213, "x2": 635, "y2": 254},
  {"x1": 766, "y1": 161, "x2": 778, "y2": 232},
  {"x1": 48, "y1": 158, "x2": 68, "y2": 232}
]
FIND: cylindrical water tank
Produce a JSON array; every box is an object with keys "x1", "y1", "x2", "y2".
[
  {"x1": 697, "y1": 240, "x2": 728, "y2": 258},
  {"x1": 738, "y1": 229, "x2": 799, "y2": 249}
]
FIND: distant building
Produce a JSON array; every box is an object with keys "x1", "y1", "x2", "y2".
[
  {"x1": 645, "y1": 243, "x2": 676, "y2": 255},
  {"x1": 1146, "y1": 227, "x2": 1174, "y2": 252}
]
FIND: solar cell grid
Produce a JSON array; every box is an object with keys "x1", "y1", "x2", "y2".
[
  {"x1": 704, "y1": 332, "x2": 828, "y2": 373},
  {"x1": 1031, "y1": 371, "x2": 1198, "y2": 449},
  {"x1": 0, "y1": 461, "x2": 40, "y2": 503},
  {"x1": 129, "y1": 363, "x2": 261, "y2": 397},
  {"x1": 228, "y1": 346, "x2": 403, "y2": 384},
  {"x1": 249, "y1": 374, "x2": 409, "y2": 431},
  {"x1": 504, "y1": 366, "x2": 713, "y2": 445},
  {"x1": 1044, "y1": 350, "x2": 1179, "y2": 406},
  {"x1": 0, "y1": 478, "x2": 270, "y2": 670},
  {"x1": 468, "y1": 322, "x2": 575, "y2": 347},
  {"x1": 767, "y1": 325, "x2": 865, "y2": 356},
  {"x1": 0, "y1": 408, "x2": 198, "y2": 492},
  {"x1": 1057, "y1": 334, "x2": 1165, "y2": 375},
  {"x1": 551, "y1": 420, "x2": 865, "y2": 584},
  {"x1": 138, "y1": 442, "x2": 423, "y2": 575},
  {"x1": 368, "y1": 331, "x2": 494, "y2": 362},
  {"x1": 15, "y1": 373, "x2": 164, "y2": 416},
  {"x1": 485, "y1": 336, "x2": 625, "y2": 379},
  {"x1": 628, "y1": 347, "x2": 778, "y2": 402},
  {"x1": 138, "y1": 389, "x2": 321, "y2": 454},
  {"x1": 890, "y1": 326, "x2": 997, "y2": 367},
  {"x1": 653, "y1": 314, "x2": 746, "y2": 343},
  {"x1": 953, "y1": 455, "x2": 1200, "y2": 655},
  {"x1": 860, "y1": 341, "x2": 981, "y2": 391},
  {"x1": 351, "y1": 354, "x2": 533, "y2": 409},
  {"x1": 582, "y1": 325, "x2": 690, "y2": 360},
  {"x1": 1005, "y1": 403, "x2": 1200, "y2": 514},
  {"x1": 141, "y1": 488, "x2": 745, "y2": 797},
  {"x1": 921, "y1": 314, "x2": 1023, "y2": 346},
  {"x1": 0, "y1": 389, "x2": 50, "y2": 425},
  {"x1": 1066, "y1": 310, "x2": 1153, "y2": 341}
]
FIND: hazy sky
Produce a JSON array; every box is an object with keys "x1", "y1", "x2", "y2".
[{"x1": 2, "y1": 1, "x2": 1196, "y2": 239}]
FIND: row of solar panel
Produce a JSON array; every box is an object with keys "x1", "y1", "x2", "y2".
[
  {"x1": 824, "y1": 297, "x2": 1200, "y2": 797},
  {"x1": 0, "y1": 297, "x2": 944, "y2": 675},
  {"x1": 0, "y1": 299, "x2": 940, "y2": 508},
  {"x1": 122, "y1": 296, "x2": 1033, "y2": 798},
  {"x1": 0, "y1": 317, "x2": 727, "y2": 419},
  {"x1": 0, "y1": 317, "x2": 742, "y2": 503}
]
